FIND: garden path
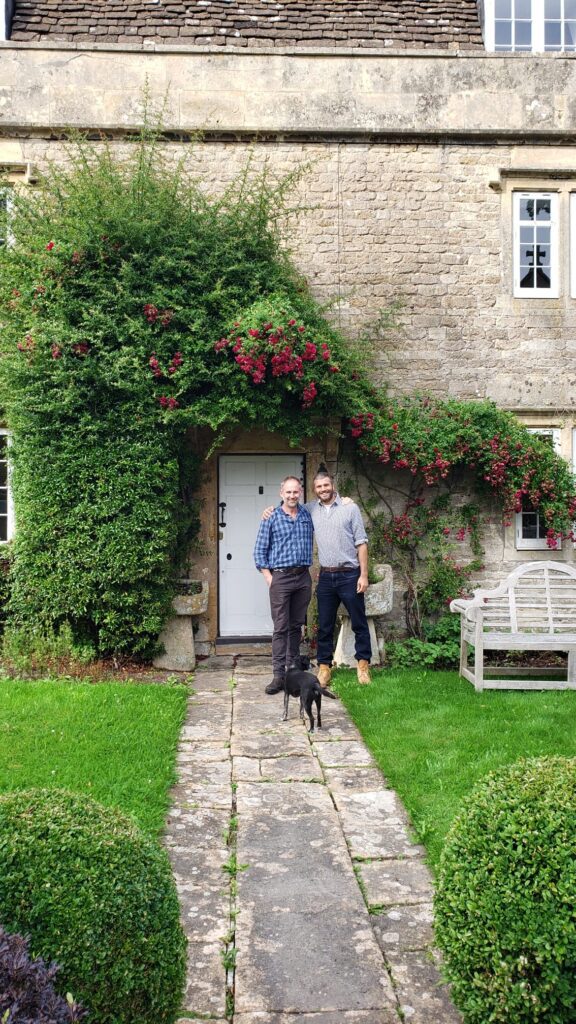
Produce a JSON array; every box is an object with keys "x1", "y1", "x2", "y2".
[{"x1": 166, "y1": 657, "x2": 461, "y2": 1024}]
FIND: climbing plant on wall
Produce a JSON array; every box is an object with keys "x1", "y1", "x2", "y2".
[{"x1": 0, "y1": 129, "x2": 574, "y2": 659}]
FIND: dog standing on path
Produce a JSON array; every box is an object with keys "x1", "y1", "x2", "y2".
[{"x1": 282, "y1": 655, "x2": 336, "y2": 733}]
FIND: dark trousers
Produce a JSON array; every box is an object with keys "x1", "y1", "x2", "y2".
[
  {"x1": 316, "y1": 568, "x2": 372, "y2": 666},
  {"x1": 269, "y1": 569, "x2": 312, "y2": 679}
]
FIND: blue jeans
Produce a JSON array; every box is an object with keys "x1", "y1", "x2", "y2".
[{"x1": 316, "y1": 568, "x2": 372, "y2": 666}]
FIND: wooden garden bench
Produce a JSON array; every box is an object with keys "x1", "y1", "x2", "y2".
[{"x1": 450, "y1": 561, "x2": 576, "y2": 691}]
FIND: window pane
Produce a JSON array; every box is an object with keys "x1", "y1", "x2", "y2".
[
  {"x1": 0, "y1": 437, "x2": 7, "y2": 458},
  {"x1": 520, "y1": 226, "x2": 533, "y2": 243},
  {"x1": 564, "y1": 20, "x2": 576, "y2": 44},
  {"x1": 536, "y1": 198, "x2": 551, "y2": 220},
  {"x1": 496, "y1": 0, "x2": 512, "y2": 15},
  {"x1": 545, "y1": 21, "x2": 563, "y2": 46},
  {"x1": 0, "y1": 464, "x2": 7, "y2": 487},
  {"x1": 515, "y1": 20, "x2": 532, "y2": 44},
  {"x1": 545, "y1": 0, "x2": 561, "y2": 17},
  {"x1": 515, "y1": 0, "x2": 532, "y2": 17},
  {"x1": 522, "y1": 512, "x2": 539, "y2": 538},
  {"x1": 536, "y1": 267, "x2": 551, "y2": 287},
  {"x1": 520, "y1": 268, "x2": 535, "y2": 288},
  {"x1": 520, "y1": 196, "x2": 535, "y2": 220},
  {"x1": 536, "y1": 245, "x2": 550, "y2": 266},
  {"x1": 0, "y1": 519, "x2": 7, "y2": 543},
  {"x1": 520, "y1": 245, "x2": 535, "y2": 264},
  {"x1": 495, "y1": 21, "x2": 513, "y2": 45},
  {"x1": 536, "y1": 226, "x2": 551, "y2": 244}
]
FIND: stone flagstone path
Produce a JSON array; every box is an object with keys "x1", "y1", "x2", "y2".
[{"x1": 166, "y1": 657, "x2": 462, "y2": 1024}]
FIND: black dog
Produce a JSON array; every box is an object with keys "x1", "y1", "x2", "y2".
[{"x1": 282, "y1": 655, "x2": 336, "y2": 732}]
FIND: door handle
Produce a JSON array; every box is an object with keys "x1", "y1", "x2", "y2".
[{"x1": 218, "y1": 502, "x2": 227, "y2": 528}]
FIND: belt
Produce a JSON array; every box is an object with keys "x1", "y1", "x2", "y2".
[
  {"x1": 271, "y1": 566, "x2": 309, "y2": 575},
  {"x1": 320, "y1": 565, "x2": 359, "y2": 573}
]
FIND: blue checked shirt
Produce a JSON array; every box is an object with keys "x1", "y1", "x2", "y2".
[{"x1": 254, "y1": 503, "x2": 313, "y2": 570}]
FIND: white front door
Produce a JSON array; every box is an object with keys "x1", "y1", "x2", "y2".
[{"x1": 218, "y1": 454, "x2": 305, "y2": 636}]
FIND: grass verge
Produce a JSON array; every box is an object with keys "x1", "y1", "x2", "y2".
[
  {"x1": 333, "y1": 667, "x2": 576, "y2": 870},
  {"x1": 0, "y1": 678, "x2": 187, "y2": 836}
]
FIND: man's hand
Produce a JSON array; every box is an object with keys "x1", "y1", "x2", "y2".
[
  {"x1": 341, "y1": 496, "x2": 355, "y2": 505},
  {"x1": 261, "y1": 568, "x2": 273, "y2": 588},
  {"x1": 262, "y1": 506, "x2": 275, "y2": 520},
  {"x1": 357, "y1": 574, "x2": 369, "y2": 594}
]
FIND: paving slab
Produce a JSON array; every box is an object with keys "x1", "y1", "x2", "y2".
[
  {"x1": 182, "y1": 940, "x2": 227, "y2": 1019},
  {"x1": 359, "y1": 858, "x2": 434, "y2": 907},
  {"x1": 386, "y1": 951, "x2": 463, "y2": 1024},
  {"x1": 170, "y1": 761, "x2": 231, "y2": 809},
  {"x1": 258, "y1": 754, "x2": 324, "y2": 782},
  {"x1": 231, "y1": 731, "x2": 312, "y2": 759},
  {"x1": 175, "y1": 872, "x2": 230, "y2": 945},
  {"x1": 235, "y1": 781, "x2": 395, "y2": 1014},
  {"x1": 312, "y1": 739, "x2": 376, "y2": 767},
  {"x1": 324, "y1": 765, "x2": 389, "y2": 792},
  {"x1": 336, "y1": 791, "x2": 425, "y2": 860},
  {"x1": 235, "y1": 1013, "x2": 397, "y2": 1024},
  {"x1": 165, "y1": 806, "x2": 230, "y2": 851},
  {"x1": 373, "y1": 904, "x2": 435, "y2": 954},
  {"x1": 177, "y1": 741, "x2": 230, "y2": 764}
]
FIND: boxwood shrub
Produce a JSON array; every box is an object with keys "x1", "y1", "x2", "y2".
[
  {"x1": 0, "y1": 789, "x2": 186, "y2": 1024},
  {"x1": 434, "y1": 756, "x2": 576, "y2": 1024}
]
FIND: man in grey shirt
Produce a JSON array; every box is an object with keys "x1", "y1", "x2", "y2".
[{"x1": 263, "y1": 467, "x2": 372, "y2": 686}]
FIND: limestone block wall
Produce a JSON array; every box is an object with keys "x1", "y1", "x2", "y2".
[{"x1": 4, "y1": 130, "x2": 575, "y2": 413}]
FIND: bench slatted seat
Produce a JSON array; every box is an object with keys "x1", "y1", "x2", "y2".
[{"x1": 450, "y1": 561, "x2": 576, "y2": 691}]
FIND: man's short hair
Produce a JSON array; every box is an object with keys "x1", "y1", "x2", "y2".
[
  {"x1": 313, "y1": 469, "x2": 333, "y2": 483},
  {"x1": 280, "y1": 475, "x2": 302, "y2": 487}
]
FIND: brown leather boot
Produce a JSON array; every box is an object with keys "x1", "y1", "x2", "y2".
[
  {"x1": 357, "y1": 660, "x2": 371, "y2": 685},
  {"x1": 317, "y1": 664, "x2": 332, "y2": 689}
]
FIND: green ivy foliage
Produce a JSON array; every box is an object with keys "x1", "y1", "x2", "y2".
[{"x1": 0, "y1": 136, "x2": 366, "y2": 656}]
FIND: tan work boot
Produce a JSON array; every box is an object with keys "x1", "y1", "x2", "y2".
[
  {"x1": 357, "y1": 660, "x2": 371, "y2": 685},
  {"x1": 317, "y1": 663, "x2": 332, "y2": 689}
]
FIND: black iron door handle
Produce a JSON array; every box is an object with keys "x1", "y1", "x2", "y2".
[{"x1": 218, "y1": 502, "x2": 227, "y2": 528}]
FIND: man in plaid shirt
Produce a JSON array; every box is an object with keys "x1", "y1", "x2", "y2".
[{"x1": 254, "y1": 475, "x2": 313, "y2": 694}]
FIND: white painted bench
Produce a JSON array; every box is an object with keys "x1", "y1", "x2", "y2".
[{"x1": 450, "y1": 561, "x2": 576, "y2": 691}]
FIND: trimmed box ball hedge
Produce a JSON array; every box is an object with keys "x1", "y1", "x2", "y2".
[
  {"x1": 0, "y1": 789, "x2": 186, "y2": 1024},
  {"x1": 434, "y1": 756, "x2": 576, "y2": 1024}
]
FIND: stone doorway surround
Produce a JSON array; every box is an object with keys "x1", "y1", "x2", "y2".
[{"x1": 187, "y1": 425, "x2": 341, "y2": 658}]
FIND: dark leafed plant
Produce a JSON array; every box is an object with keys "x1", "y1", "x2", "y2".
[{"x1": 0, "y1": 926, "x2": 85, "y2": 1024}]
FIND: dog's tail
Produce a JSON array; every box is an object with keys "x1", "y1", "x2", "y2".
[{"x1": 322, "y1": 689, "x2": 337, "y2": 700}]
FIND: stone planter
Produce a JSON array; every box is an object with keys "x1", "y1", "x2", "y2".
[
  {"x1": 153, "y1": 581, "x2": 209, "y2": 672},
  {"x1": 333, "y1": 564, "x2": 393, "y2": 668}
]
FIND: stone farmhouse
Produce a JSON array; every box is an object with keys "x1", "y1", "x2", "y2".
[{"x1": 1, "y1": 0, "x2": 576, "y2": 656}]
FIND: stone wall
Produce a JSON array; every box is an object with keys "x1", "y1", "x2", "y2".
[
  {"x1": 1, "y1": 43, "x2": 575, "y2": 642},
  {"x1": 4, "y1": 129, "x2": 574, "y2": 412}
]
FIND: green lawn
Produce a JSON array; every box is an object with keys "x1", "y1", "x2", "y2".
[
  {"x1": 333, "y1": 667, "x2": 576, "y2": 871},
  {"x1": 0, "y1": 678, "x2": 187, "y2": 836}
]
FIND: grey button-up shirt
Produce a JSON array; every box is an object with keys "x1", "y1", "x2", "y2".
[{"x1": 306, "y1": 495, "x2": 368, "y2": 568}]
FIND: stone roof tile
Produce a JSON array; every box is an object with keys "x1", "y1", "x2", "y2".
[{"x1": 10, "y1": 0, "x2": 484, "y2": 49}]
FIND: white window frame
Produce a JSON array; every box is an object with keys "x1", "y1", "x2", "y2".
[
  {"x1": 513, "y1": 191, "x2": 559, "y2": 298},
  {"x1": 483, "y1": 0, "x2": 576, "y2": 52},
  {"x1": 0, "y1": 191, "x2": 13, "y2": 247},
  {"x1": 0, "y1": 429, "x2": 14, "y2": 544},
  {"x1": 570, "y1": 192, "x2": 576, "y2": 297},
  {"x1": 515, "y1": 428, "x2": 561, "y2": 549},
  {"x1": 0, "y1": 2, "x2": 13, "y2": 41}
]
